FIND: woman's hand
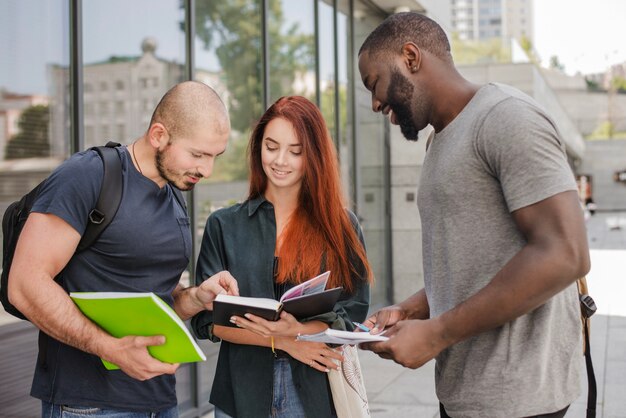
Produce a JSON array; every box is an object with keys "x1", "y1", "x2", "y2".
[
  {"x1": 277, "y1": 337, "x2": 344, "y2": 373},
  {"x1": 231, "y1": 310, "x2": 304, "y2": 337}
]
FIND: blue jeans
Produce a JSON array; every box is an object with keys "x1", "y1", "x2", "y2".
[
  {"x1": 214, "y1": 358, "x2": 306, "y2": 418},
  {"x1": 42, "y1": 401, "x2": 178, "y2": 418}
]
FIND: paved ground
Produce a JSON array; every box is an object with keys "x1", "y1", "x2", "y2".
[
  {"x1": 355, "y1": 211, "x2": 626, "y2": 418},
  {"x1": 202, "y1": 211, "x2": 626, "y2": 417},
  {"x1": 3, "y1": 212, "x2": 625, "y2": 418}
]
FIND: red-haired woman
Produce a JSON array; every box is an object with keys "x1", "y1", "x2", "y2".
[{"x1": 192, "y1": 96, "x2": 373, "y2": 418}]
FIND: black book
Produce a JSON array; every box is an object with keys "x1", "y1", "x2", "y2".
[{"x1": 212, "y1": 271, "x2": 342, "y2": 327}]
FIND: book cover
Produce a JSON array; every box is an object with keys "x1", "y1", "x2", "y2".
[
  {"x1": 212, "y1": 295, "x2": 283, "y2": 325},
  {"x1": 212, "y1": 271, "x2": 343, "y2": 327},
  {"x1": 70, "y1": 292, "x2": 206, "y2": 370}
]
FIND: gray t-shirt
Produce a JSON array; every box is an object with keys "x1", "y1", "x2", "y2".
[{"x1": 417, "y1": 83, "x2": 581, "y2": 417}]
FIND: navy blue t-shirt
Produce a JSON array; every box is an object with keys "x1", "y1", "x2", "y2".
[{"x1": 29, "y1": 147, "x2": 191, "y2": 411}]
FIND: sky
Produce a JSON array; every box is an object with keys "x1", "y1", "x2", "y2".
[
  {"x1": 2, "y1": 0, "x2": 626, "y2": 95},
  {"x1": 533, "y1": 0, "x2": 626, "y2": 75}
]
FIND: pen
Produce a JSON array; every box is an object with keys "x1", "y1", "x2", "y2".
[{"x1": 352, "y1": 321, "x2": 371, "y2": 332}]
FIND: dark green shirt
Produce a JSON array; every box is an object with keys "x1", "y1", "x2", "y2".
[{"x1": 192, "y1": 195, "x2": 370, "y2": 418}]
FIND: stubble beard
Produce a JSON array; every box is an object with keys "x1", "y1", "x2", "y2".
[{"x1": 156, "y1": 147, "x2": 198, "y2": 191}]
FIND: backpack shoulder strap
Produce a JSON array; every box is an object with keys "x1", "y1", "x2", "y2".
[
  {"x1": 577, "y1": 276, "x2": 597, "y2": 418},
  {"x1": 76, "y1": 142, "x2": 123, "y2": 252}
]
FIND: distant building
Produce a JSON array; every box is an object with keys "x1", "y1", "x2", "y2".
[
  {"x1": 451, "y1": 0, "x2": 533, "y2": 43},
  {"x1": 50, "y1": 38, "x2": 227, "y2": 156}
]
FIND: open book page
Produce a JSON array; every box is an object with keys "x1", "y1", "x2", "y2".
[
  {"x1": 297, "y1": 328, "x2": 389, "y2": 345},
  {"x1": 280, "y1": 271, "x2": 331, "y2": 302},
  {"x1": 213, "y1": 294, "x2": 282, "y2": 311}
]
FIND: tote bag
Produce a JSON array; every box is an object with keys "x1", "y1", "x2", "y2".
[{"x1": 328, "y1": 345, "x2": 371, "y2": 418}]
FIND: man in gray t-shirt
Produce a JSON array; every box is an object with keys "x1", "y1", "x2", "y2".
[{"x1": 357, "y1": 13, "x2": 590, "y2": 418}]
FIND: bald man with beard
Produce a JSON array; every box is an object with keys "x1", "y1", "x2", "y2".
[{"x1": 9, "y1": 81, "x2": 239, "y2": 418}]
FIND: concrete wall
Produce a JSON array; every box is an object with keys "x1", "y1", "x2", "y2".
[
  {"x1": 579, "y1": 139, "x2": 626, "y2": 211},
  {"x1": 458, "y1": 62, "x2": 586, "y2": 159},
  {"x1": 540, "y1": 68, "x2": 626, "y2": 136},
  {"x1": 389, "y1": 127, "x2": 430, "y2": 302}
]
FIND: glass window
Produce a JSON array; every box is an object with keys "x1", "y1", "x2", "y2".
[
  {"x1": 82, "y1": 0, "x2": 185, "y2": 149},
  {"x1": 0, "y1": 0, "x2": 69, "y2": 163},
  {"x1": 193, "y1": 0, "x2": 265, "y2": 408},
  {"x1": 336, "y1": 0, "x2": 353, "y2": 209},
  {"x1": 352, "y1": 1, "x2": 391, "y2": 309},
  {"x1": 193, "y1": 0, "x2": 264, "y2": 211},
  {"x1": 268, "y1": 0, "x2": 316, "y2": 103},
  {"x1": 115, "y1": 101, "x2": 125, "y2": 115},
  {"x1": 318, "y1": 1, "x2": 336, "y2": 140},
  {"x1": 0, "y1": 1, "x2": 69, "y2": 412},
  {"x1": 82, "y1": 0, "x2": 196, "y2": 411}
]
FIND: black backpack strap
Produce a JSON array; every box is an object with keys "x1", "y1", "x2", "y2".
[
  {"x1": 39, "y1": 142, "x2": 123, "y2": 370},
  {"x1": 76, "y1": 142, "x2": 123, "y2": 252},
  {"x1": 577, "y1": 277, "x2": 597, "y2": 418},
  {"x1": 583, "y1": 317, "x2": 597, "y2": 418}
]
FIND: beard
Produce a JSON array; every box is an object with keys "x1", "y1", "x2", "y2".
[
  {"x1": 156, "y1": 146, "x2": 202, "y2": 191},
  {"x1": 388, "y1": 69, "x2": 420, "y2": 141}
]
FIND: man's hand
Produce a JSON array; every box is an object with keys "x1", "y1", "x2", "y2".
[
  {"x1": 195, "y1": 271, "x2": 239, "y2": 310},
  {"x1": 101, "y1": 335, "x2": 179, "y2": 381},
  {"x1": 360, "y1": 318, "x2": 448, "y2": 369},
  {"x1": 174, "y1": 270, "x2": 239, "y2": 320},
  {"x1": 361, "y1": 304, "x2": 409, "y2": 334}
]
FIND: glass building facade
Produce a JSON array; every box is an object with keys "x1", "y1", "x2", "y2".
[{"x1": 0, "y1": 1, "x2": 394, "y2": 416}]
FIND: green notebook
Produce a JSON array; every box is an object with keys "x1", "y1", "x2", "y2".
[{"x1": 70, "y1": 292, "x2": 206, "y2": 370}]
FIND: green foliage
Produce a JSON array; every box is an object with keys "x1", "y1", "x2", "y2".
[
  {"x1": 585, "y1": 77, "x2": 601, "y2": 91},
  {"x1": 518, "y1": 34, "x2": 539, "y2": 64},
  {"x1": 209, "y1": 132, "x2": 250, "y2": 182},
  {"x1": 450, "y1": 33, "x2": 512, "y2": 65},
  {"x1": 549, "y1": 55, "x2": 565, "y2": 72},
  {"x1": 611, "y1": 76, "x2": 626, "y2": 93},
  {"x1": 587, "y1": 121, "x2": 615, "y2": 139},
  {"x1": 5, "y1": 104, "x2": 50, "y2": 159},
  {"x1": 319, "y1": 83, "x2": 348, "y2": 144},
  {"x1": 193, "y1": 0, "x2": 314, "y2": 133}
]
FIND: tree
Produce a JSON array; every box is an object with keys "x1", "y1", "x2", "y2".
[
  {"x1": 191, "y1": 1, "x2": 314, "y2": 182},
  {"x1": 549, "y1": 55, "x2": 565, "y2": 72},
  {"x1": 193, "y1": 0, "x2": 314, "y2": 134},
  {"x1": 5, "y1": 104, "x2": 50, "y2": 159},
  {"x1": 518, "y1": 34, "x2": 539, "y2": 64},
  {"x1": 611, "y1": 76, "x2": 626, "y2": 93},
  {"x1": 450, "y1": 33, "x2": 512, "y2": 65}
]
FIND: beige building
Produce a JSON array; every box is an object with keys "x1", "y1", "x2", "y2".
[
  {"x1": 50, "y1": 38, "x2": 226, "y2": 156},
  {"x1": 451, "y1": 0, "x2": 533, "y2": 42}
]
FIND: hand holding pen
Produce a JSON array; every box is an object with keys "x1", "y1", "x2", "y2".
[{"x1": 353, "y1": 321, "x2": 372, "y2": 332}]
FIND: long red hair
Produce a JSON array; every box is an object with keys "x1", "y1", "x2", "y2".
[{"x1": 248, "y1": 96, "x2": 372, "y2": 292}]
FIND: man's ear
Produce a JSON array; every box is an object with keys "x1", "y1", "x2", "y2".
[
  {"x1": 147, "y1": 123, "x2": 168, "y2": 149},
  {"x1": 401, "y1": 42, "x2": 422, "y2": 73}
]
